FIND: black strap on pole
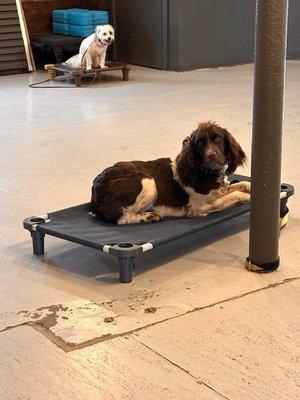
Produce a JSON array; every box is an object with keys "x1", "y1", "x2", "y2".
[{"x1": 247, "y1": 0, "x2": 289, "y2": 272}]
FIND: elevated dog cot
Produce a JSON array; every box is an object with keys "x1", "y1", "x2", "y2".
[
  {"x1": 23, "y1": 175, "x2": 294, "y2": 283},
  {"x1": 44, "y1": 62, "x2": 131, "y2": 87}
]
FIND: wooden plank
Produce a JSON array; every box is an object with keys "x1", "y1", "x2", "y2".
[
  {"x1": 0, "y1": 45, "x2": 24, "y2": 54},
  {"x1": 0, "y1": 11, "x2": 18, "y2": 19},
  {"x1": 0, "y1": 32, "x2": 22, "y2": 40},
  {"x1": 16, "y1": 0, "x2": 34, "y2": 71},
  {"x1": 52, "y1": 62, "x2": 129, "y2": 74},
  {"x1": 0, "y1": 0, "x2": 32, "y2": 73},
  {"x1": 0, "y1": 326, "x2": 221, "y2": 400},
  {"x1": 0, "y1": 18, "x2": 21, "y2": 26},
  {"x1": 0, "y1": 59, "x2": 27, "y2": 70},
  {"x1": 0, "y1": 25, "x2": 21, "y2": 33},
  {"x1": 0, "y1": 68, "x2": 23, "y2": 75},
  {"x1": 0, "y1": 38, "x2": 24, "y2": 47},
  {"x1": 0, "y1": 5, "x2": 17, "y2": 12},
  {"x1": 0, "y1": 52, "x2": 26, "y2": 62},
  {"x1": 0, "y1": 0, "x2": 17, "y2": 4},
  {"x1": 137, "y1": 281, "x2": 300, "y2": 400}
]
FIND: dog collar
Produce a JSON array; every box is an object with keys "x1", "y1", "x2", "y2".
[
  {"x1": 200, "y1": 163, "x2": 228, "y2": 175},
  {"x1": 97, "y1": 38, "x2": 106, "y2": 45}
]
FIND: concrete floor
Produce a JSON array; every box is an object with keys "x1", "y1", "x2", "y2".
[{"x1": 0, "y1": 62, "x2": 299, "y2": 399}]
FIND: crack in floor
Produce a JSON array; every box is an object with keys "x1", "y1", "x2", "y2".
[
  {"x1": 0, "y1": 322, "x2": 29, "y2": 333},
  {"x1": 135, "y1": 338, "x2": 231, "y2": 400},
  {"x1": 1, "y1": 276, "x2": 298, "y2": 353}
]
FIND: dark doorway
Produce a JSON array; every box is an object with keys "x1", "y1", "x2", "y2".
[{"x1": 114, "y1": 0, "x2": 168, "y2": 69}]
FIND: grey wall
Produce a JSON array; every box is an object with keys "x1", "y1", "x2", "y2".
[
  {"x1": 287, "y1": 0, "x2": 300, "y2": 59},
  {"x1": 168, "y1": 0, "x2": 300, "y2": 71}
]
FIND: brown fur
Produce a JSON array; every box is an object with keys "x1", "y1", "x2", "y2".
[{"x1": 176, "y1": 121, "x2": 246, "y2": 193}]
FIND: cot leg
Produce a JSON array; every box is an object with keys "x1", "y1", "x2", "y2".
[
  {"x1": 47, "y1": 68, "x2": 56, "y2": 81},
  {"x1": 280, "y1": 195, "x2": 288, "y2": 218},
  {"x1": 74, "y1": 75, "x2": 82, "y2": 87},
  {"x1": 122, "y1": 67, "x2": 129, "y2": 81},
  {"x1": 118, "y1": 257, "x2": 134, "y2": 283},
  {"x1": 31, "y1": 231, "x2": 45, "y2": 255},
  {"x1": 44, "y1": 65, "x2": 56, "y2": 81},
  {"x1": 73, "y1": 69, "x2": 83, "y2": 87}
]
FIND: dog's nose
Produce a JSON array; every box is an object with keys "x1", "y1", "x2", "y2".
[{"x1": 206, "y1": 150, "x2": 217, "y2": 161}]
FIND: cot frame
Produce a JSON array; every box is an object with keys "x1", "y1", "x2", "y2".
[
  {"x1": 23, "y1": 175, "x2": 294, "y2": 283},
  {"x1": 44, "y1": 61, "x2": 131, "y2": 87}
]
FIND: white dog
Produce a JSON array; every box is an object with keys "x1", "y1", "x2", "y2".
[{"x1": 63, "y1": 25, "x2": 115, "y2": 69}]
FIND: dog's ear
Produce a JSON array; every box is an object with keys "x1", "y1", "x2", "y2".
[
  {"x1": 108, "y1": 25, "x2": 115, "y2": 34},
  {"x1": 182, "y1": 136, "x2": 190, "y2": 148},
  {"x1": 223, "y1": 129, "x2": 246, "y2": 175},
  {"x1": 95, "y1": 25, "x2": 102, "y2": 36},
  {"x1": 176, "y1": 133, "x2": 197, "y2": 187}
]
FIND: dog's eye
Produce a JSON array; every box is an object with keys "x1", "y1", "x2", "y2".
[
  {"x1": 109, "y1": 31, "x2": 112, "y2": 35},
  {"x1": 103, "y1": 32, "x2": 107, "y2": 36}
]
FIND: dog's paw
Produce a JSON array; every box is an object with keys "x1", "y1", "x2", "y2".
[
  {"x1": 238, "y1": 181, "x2": 251, "y2": 193},
  {"x1": 88, "y1": 212, "x2": 97, "y2": 219},
  {"x1": 100, "y1": 65, "x2": 108, "y2": 69},
  {"x1": 187, "y1": 205, "x2": 211, "y2": 217},
  {"x1": 228, "y1": 181, "x2": 251, "y2": 194},
  {"x1": 238, "y1": 192, "x2": 251, "y2": 204},
  {"x1": 145, "y1": 212, "x2": 161, "y2": 223}
]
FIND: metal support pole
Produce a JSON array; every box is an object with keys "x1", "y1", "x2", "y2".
[{"x1": 248, "y1": 0, "x2": 289, "y2": 271}]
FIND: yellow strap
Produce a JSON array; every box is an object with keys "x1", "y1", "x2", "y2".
[
  {"x1": 279, "y1": 211, "x2": 289, "y2": 229},
  {"x1": 245, "y1": 259, "x2": 265, "y2": 272},
  {"x1": 245, "y1": 213, "x2": 289, "y2": 272}
]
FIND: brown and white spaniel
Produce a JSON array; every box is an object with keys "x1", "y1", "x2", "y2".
[{"x1": 91, "y1": 121, "x2": 250, "y2": 225}]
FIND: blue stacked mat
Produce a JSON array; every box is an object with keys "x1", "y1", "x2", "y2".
[{"x1": 53, "y1": 8, "x2": 109, "y2": 37}]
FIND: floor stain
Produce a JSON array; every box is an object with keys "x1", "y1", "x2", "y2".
[
  {"x1": 17, "y1": 310, "x2": 30, "y2": 316},
  {"x1": 104, "y1": 317, "x2": 114, "y2": 323},
  {"x1": 35, "y1": 304, "x2": 69, "y2": 329},
  {"x1": 144, "y1": 307, "x2": 157, "y2": 314}
]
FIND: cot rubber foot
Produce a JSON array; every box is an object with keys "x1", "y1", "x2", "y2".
[
  {"x1": 118, "y1": 257, "x2": 134, "y2": 283},
  {"x1": 122, "y1": 67, "x2": 130, "y2": 81},
  {"x1": 31, "y1": 231, "x2": 45, "y2": 255},
  {"x1": 245, "y1": 257, "x2": 280, "y2": 273}
]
